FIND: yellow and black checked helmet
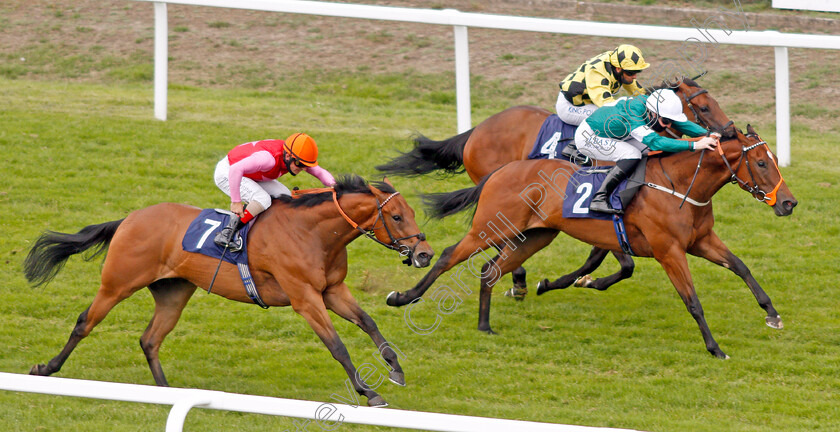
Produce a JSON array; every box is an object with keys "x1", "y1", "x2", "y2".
[{"x1": 609, "y1": 44, "x2": 650, "y2": 71}]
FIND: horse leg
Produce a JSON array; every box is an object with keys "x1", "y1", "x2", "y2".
[
  {"x1": 536, "y1": 247, "x2": 608, "y2": 294},
  {"x1": 292, "y1": 291, "x2": 386, "y2": 407},
  {"x1": 140, "y1": 279, "x2": 197, "y2": 386},
  {"x1": 502, "y1": 266, "x2": 528, "y2": 301},
  {"x1": 656, "y1": 247, "x2": 727, "y2": 359},
  {"x1": 387, "y1": 237, "x2": 485, "y2": 307},
  {"x1": 30, "y1": 284, "x2": 136, "y2": 377},
  {"x1": 585, "y1": 251, "x2": 635, "y2": 290},
  {"x1": 478, "y1": 228, "x2": 558, "y2": 334},
  {"x1": 689, "y1": 230, "x2": 783, "y2": 329},
  {"x1": 324, "y1": 283, "x2": 405, "y2": 386}
]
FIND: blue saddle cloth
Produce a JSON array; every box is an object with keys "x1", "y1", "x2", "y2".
[
  {"x1": 561, "y1": 168, "x2": 629, "y2": 221},
  {"x1": 182, "y1": 209, "x2": 253, "y2": 266},
  {"x1": 527, "y1": 114, "x2": 579, "y2": 161}
]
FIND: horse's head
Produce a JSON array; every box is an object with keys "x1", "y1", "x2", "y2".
[
  {"x1": 719, "y1": 125, "x2": 797, "y2": 216},
  {"x1": 368, "y1": 179, "x2": 434, "y2": 267},
  {"x1": 675, "y1": 78, "x2": 737, "y2": 139}
]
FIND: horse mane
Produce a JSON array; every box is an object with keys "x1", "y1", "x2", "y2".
[
  {"x1": 276, "y1": 175, "x2": 396, "y2": 208},
  {"x1": 644, "y1": 77, "x2": 700, "y2": 93}
]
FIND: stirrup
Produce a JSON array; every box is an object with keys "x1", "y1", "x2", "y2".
[
  {"x1": 214, "y1": 228, "x2": 243, "y2": 252},
  {"x1": 589, "y1": 197, "x2": 622, "y2": 215}
]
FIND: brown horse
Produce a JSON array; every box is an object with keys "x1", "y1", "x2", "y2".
[
  {"x1": 23, "y1": 176, "x2": 434, "y2": 407},
  {"x1": 378, "y1": 77, "x2": 736, "y2": 298},
  {"x1": 386, "y1": 126, "x2": 796, "y2": 359}
]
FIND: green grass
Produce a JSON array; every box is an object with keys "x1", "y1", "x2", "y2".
[{"x1": 1, "y1": 67, "x2": 840, "y2": 432}]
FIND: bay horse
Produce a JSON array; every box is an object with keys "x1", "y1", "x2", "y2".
[
  {"x1": 378, "y1": 77, "x2": 736, "y2": 298},
  {"x1": 386, "y1": 126, "x2": 796, "y2": 359},
  {"x1": 23, "y1": 176, "x2": 434, "y2": 407}
]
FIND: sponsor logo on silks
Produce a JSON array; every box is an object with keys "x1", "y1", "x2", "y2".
[
  {"x1": 568, "y1": 106, "x2": 594, "y2": 116},
  {"x1": 582, "y1": 130, "x2": 617, "y2": 155}
]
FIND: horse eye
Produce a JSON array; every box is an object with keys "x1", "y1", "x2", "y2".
[
  {"x1": 392, "y1": 215, "x2": 402, "y2": 222},
  {"x1": 700, "y1": 106, "x2": 710, "y2": 112},
  {"x1": 757, "y1": 160, "x2": 767, "y2": 168}
]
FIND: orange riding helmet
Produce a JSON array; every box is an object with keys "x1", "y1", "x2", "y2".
[{"x1": 284, "y1": 133, "x2": 319, "y2": 167}]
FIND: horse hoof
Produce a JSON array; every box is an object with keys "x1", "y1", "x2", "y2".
[
  {"x1": 766, "y1": 315, "x2": 784, "y2": 329},
  {"x1": 385, "y1": 291, "x2": 401, "y2": 307},
  {"x1": 29, "y1": 364, "x2": 47, "y2": 376},
  {"x1": 536, "y1": 279, "x2": 546, "y2": 295},
  {"x1": 711, "y1": 350, "x2": 729, "y2": 359},
  {"x1": 574, "y1": 275, "x2": 593, "y2": 287},
  {"x1": 503, "y1": 287, "x2": 527, "y2": 301},
  {"x1": 479, "y1": 327, "x2": 497, "y2": 335},
  {"x1": 389, "y1": 371, "x2": 406, "y2": 387},
  {"x1": 367, "y1": 395, "x2": 388, "y2": 407}
]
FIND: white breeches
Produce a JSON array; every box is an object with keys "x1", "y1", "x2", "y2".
[
  {"x1": 574, "y1": 121, "x2": 645, "y2": 162},
  {"x1": 555, "y1": 92, "x2": 598, "y2": 126},
  {"x1": 214, "y1": 158, "x2": 291, "y2": 209}
]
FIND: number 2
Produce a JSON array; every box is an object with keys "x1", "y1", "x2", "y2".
[{"x1": 572, "y1": 182, "x2": 593, "y2": 214}]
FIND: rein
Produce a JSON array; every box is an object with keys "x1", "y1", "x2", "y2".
[
  {"x1": 291, "y1": 187, "x2": 425, "y2": 258},
  {"x1": 677, "y1": 83, "x2": 734, "y2": 136}
]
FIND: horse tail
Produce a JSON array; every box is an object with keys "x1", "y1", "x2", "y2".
[
  {"x1": 421, "y1": 172, "x2": 494, "y2": 219},
  {"x1": 24, "y1": 219, "x2": 124, "y2": 287},
  {"x1": 376, "y1": 129, "x2": 473, "y2": 177}
]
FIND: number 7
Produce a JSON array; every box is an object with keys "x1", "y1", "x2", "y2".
[{"x1": 197, "y1": 219, "x2": 222, "y2": 248}]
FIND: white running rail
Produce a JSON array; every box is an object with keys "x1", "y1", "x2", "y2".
[
  {"x1": 0, "y1": 372, "x2": 645, "y2": 432},
  {"x1": 132, "y1": 0, "x2": 840, "y2": 167}
]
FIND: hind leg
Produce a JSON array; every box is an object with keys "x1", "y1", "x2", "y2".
[
  {"x1": 30, "y1": 284, "x2": 137, "y2": 377},
  {"x1": 478, "y1": 228, "x2": 558, "y2": 334},
  {"x1": 140, "y1": 279, "x2": 197, "y2": 386},
  {"x1": 537, "y1": 248, "x2": 634, "y2": 294},
  {"x1": 502, "y1": 266, "x2": 528, "y2": 301},
  {"x1": 325, "y1": 283, "x2": 406, "y2": 386}
]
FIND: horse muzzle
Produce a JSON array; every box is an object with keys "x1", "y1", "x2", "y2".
[
  {"x1": 400, "y1": 234, "x2": 434, "y2": 268},
  {"x1": 773, "y1": 198, "x2": 797, "y2": 216}
]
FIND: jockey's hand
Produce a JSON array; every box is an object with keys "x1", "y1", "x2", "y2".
[
  {"x1": 693, "y1": 136, "x2": 718, "y2": 152},
  {"x1": 710, "y1": 132, "x2": 722, "y2": 140},
  {"x1": 230, "y1": 201, "x2": 245, "y2": 218}
]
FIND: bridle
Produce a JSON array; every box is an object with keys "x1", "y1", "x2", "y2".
[
  {"x1": 678, "y1": 84, "x2": 734, "y2": 137},
  {"x1": 715, "y1": 132, "x2": 784, "y2": 206},
  {"x1": 328, "y1": 189, "x2": 426, "y2": 261}
]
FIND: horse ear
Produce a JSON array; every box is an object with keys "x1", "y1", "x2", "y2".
[
  {"x1": 746, "y1": 124, "x2": 756, "y2": 135},
  {"x1": 382, "y1": 177, "x2": 395, "y2": 188}
]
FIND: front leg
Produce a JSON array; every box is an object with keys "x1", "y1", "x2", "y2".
[
  {"x1": 689, "y1": 230, "x2": 782, "y2": 329},
  {"x1": 656, "y1": 247, "x2": 728, "y2": 359}
]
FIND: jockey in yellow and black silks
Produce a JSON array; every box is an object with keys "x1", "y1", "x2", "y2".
[{"x1": 555, "y1": 44, "x2": 650, "y2": 126}]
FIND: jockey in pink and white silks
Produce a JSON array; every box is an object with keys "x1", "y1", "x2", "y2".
[{"x1": 213, "y1": 133, "x2": 336, "y2": 250}]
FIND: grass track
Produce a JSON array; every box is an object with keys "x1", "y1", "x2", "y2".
[{"x1": 1, "y1": 68, "x2": 839, "y2": 432}]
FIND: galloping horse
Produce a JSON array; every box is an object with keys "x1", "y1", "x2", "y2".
[
  {"x1": 24, "y1": 176, "x2": 433, "y2": 407},
  {"x1": 386, "y1": 126, "x2": 796, "y2": 359},
  {"x1": 378, "y1": 77, "x2": 736, "y2": 297}
]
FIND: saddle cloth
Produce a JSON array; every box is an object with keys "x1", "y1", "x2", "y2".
[
  {"x1": 560, "y1": 158, "x2": 647, "y2": 221},
  {"x1": 182, "y1": 209, "x2": 252, "y2": 265},
  {"x1": 527, "y1": 114, "x2": 579, "y2": 161},
  {"x1": 182, "y1": 209, "x2": 268, "y2": 308}
]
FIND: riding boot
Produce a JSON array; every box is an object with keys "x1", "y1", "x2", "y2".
[
  {"x1": 214, "y1": 216, "x2": 244, "y2": 251},
  {"x1": 589, "y1": 159, "x2": 639, "y2": 215}
]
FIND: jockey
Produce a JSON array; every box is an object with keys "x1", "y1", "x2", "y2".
[
  {"x1": 556, "y1": 44, "x2": 650, "y2": 126},
  {"x1": 213, "y1": 133, "x2": 336, "y2": 250},
  {"x1": 574, "y1": 89, "x2": 721, "y2": 214}
]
